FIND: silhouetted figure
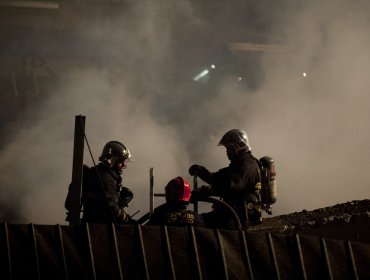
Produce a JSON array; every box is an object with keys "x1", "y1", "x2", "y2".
[
  {"x1": 147, "y1": 176, "x2": 204, "y2": 227},
  {"x1": 189, "y1": 129, "x2": 262, "y2": 229},
  {"x1": 65, "y1": 141, "x2": 136, "y2": 224}
]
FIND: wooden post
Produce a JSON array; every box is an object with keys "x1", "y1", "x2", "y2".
[
  {"x1": 193, "y1": 176, "x2": 198, "y2": 214},
  {"x1": 68, "y1": 115, "x2": 86, "y2": 225}
]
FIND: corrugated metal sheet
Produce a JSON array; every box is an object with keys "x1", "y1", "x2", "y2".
[{"x1": 0, "y1": 222, "x2": 369, "y2": 279}]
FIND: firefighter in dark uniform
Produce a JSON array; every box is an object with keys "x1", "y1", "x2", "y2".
[
  {"x1": 65, "y1": 141, "x2": 136, "y2": 224},
  {"x1": 189, "y1": 129, "x2": 262, "y2": 229},
  {"x1": 147, "y1": 177, "x2": 205, "y2": 227}
]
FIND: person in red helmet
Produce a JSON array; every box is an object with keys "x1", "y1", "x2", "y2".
[{"x1": 147, "y1": 177, "x2": 205, "y2": 227}]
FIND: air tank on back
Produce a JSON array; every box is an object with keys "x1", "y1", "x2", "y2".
[{"x1": 259, "y1": 156, "x2": 277, "y2": 205}]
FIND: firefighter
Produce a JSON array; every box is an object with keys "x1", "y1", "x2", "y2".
[
  {"x1": 147, "y1": 176, "x2": 205, "y2": 227},
  {"x1": 65, "y1": 140, "x2": 136, "y2": 224},
  {"x1": 189, "y1": 129, "x2": 262, "y2": 229}
]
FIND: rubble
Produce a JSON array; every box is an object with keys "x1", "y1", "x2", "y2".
[{"x1": 249, "y1": 199, "x2": 370, "y2": 243}]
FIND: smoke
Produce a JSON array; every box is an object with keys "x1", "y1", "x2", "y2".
[
  {"x1": 0, "y1": 0, "x2": 369, "y2": 224},
  {"x1": 250, "y1": 0, "x2": 370, "y2": 214}
]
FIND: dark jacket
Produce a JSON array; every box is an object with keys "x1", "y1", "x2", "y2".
[
  {"x1": 197, "y1": 151, "x2": 261, "y2": 227},
  {"x1": 147, "y1": 201, "x2": 205, "y2": 227},
  {"x1": 65, "y1": 163, "x2": 133, "y2": 224}
]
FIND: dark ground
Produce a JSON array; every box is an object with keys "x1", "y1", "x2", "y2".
[{"x1": 250, "y1": 199, "x2": 370, "y2": 243}]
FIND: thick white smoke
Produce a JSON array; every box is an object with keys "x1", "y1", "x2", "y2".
[
  {"x1": 249, "y1": 1, "x2": 370, "y2": 214},
  {"x1": 0, "y1": 0, "x2": 369, "y2": 224}
]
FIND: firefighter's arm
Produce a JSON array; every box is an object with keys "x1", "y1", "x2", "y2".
[
  {"x1": 189, "y1": 165, "x2": 212, "y2": 183},
  {"x1": 209, "y1": 168, "x2": 232, "y2": 196},
  {"x1": 190, "y1": 185, "x2": 213, "y2": 202},
  {"x1": 103, "y1": 179, "x2": 128, "y2": 223}
]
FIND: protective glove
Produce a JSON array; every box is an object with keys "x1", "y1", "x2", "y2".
[
  {"x1": 189, "y1": 164, "x2": 207, "y2": 176},
  {"x1": 190, "y1": 185, "x2": 213, "y2": 202},
  {"x1": 118, "y1": 186, "x2": 133, "y2": 208}
]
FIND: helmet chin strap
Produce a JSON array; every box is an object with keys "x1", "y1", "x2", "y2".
[
  {"x1": 111, "y1": 163, "x2": 124, "y2": 175},
  {"x1": 108, "y1": 162, "x2": 123, "y2": 175},
  {"x1": 103, "y1": 159, "x2": 119, "y2": 172},
  {"x1": 115, "y1": 168, "x2": 123, "y2": 175}
]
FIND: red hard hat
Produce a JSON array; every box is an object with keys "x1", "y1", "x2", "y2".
[{"x1": 165, "y1": 177, "x2": 191, "y2": 203}]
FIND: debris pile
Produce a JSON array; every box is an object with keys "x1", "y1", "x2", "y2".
[{"x1": 251, "y1": 199, "x2": 370, "y2": 243}]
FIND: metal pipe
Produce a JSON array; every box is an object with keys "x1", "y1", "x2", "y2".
[{"x1": 191, "y1": 197, "x2": 241, "y2": 230}]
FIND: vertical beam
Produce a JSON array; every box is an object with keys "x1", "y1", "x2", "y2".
[
  {"x1": 68, "y1": 115, "x2": 86, "y2": 225},
  {"x1": 193, "y1": 176, "x2": 198, "y2": 213},
  {"x1": 149, "y1": 168, "x2": 154, "y2": 215}
]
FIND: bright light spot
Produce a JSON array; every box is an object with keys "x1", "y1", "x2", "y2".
[
  {"x1": 211, "y1": 64, "x2": 216, "y2": 69},
  {"x1": 302, "y1": 72, "x2": 307, "y2": 77},
  {"x1": 237, "y1": 76, "x2": 243, "y2": 81},
  {"x1": 193, "y1": 69, "x2": 209, "y2": 81}
]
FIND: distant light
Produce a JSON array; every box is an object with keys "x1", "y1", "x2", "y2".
[
  {"x1": 211, "y1": 64, "x2": 216, "y2": 69},
  {"x1": 237, "y1": 76, "x2": 243, "y2": 81},
  {"x1": 302, "y1": 72, "x2": 307, "y2": 77},
  {"x1": 193, "y1": 69, "x2": 209, "y2": 81}
]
